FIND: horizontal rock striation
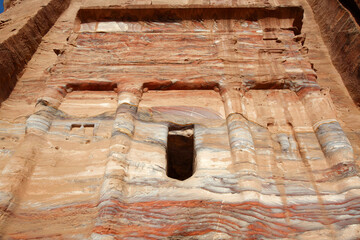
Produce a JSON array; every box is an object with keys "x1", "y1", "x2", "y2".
[{"x1": 0, "y1": 1, "x2": 359, "y2": 239}]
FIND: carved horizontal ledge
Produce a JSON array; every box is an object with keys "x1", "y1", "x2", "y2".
[
  {"x1": 47, "y1": 81, "x2": 221, "y2": 93},
  {"x1": 45, "y1": 78, "x2": 319, "y2": 95},
  {"x1": 76, "y1": 6, "x2": 304, "y2": 35}
]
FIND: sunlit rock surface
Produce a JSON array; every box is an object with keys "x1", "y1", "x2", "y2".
[{"x1": 0, "y1": 0, "x2": 359, "y2": 239}]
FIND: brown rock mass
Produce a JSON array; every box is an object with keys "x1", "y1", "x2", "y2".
[{"x1": 0, "y1": 0, "x2": 359, "y2": 239}]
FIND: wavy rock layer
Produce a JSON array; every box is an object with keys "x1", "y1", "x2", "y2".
[{"x1": 0, "y1": 0, "x2": 359, "y2": 239}]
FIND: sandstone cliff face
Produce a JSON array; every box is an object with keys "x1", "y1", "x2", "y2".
[
  {"x1": 306, "y1": 0, "x2": 360, "y2": 106},
  {"x1": 0, "y1": 0, "x2": 359, "y2": 239},
  {"x1": 0, "y1": 0, "x2": 70, "y2": 104}
]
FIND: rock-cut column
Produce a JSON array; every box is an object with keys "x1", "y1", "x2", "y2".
[
  {"x1": 0, "y1": 86, "x2": 66, "y2": 226},
  {"x1": 220, "y1": 87, "x2": 260, "y2": 191},
  {"x1": 92, "y1": 84, "x2": 142, "y2": 239},
  {"x1": 297, "y1": 88, "x2": 356, "y2": 179}
]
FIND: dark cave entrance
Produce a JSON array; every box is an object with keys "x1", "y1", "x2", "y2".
[{"x1": 166, "y1": 125, "x2": 195, "y2": 181}]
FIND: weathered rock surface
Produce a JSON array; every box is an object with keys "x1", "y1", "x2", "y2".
[
  {"x1": 3, "y1": 0, "x2": 22, "y2": 10},
  {"x1": 0, "y1": 0, "x2": 70, "y2": 103},
  {"x1": 307, "y1": 0, "x2": 360, "y2": 106},
  {"x1": 0, "y1": 0, "x2": 359, "y2": 239}
]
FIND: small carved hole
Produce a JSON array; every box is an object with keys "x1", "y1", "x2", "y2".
[
  {"x1": 70, "y1": 123, "x2": 95, "y2": 137},
  {"x1": 70, "y1": 124, "x2": 82, "y2": 130}
]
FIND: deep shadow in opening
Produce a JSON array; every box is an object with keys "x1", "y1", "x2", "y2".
[
  {"x1": 167, "y1": 124, "x2": 194, "y2": 181},
  {"x1": 338, "y1": 0, "x2": 360, "y2": 25}
]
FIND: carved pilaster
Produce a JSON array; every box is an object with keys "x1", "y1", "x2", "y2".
[
  {"x1": 26, "y1": 86, "x2": 66, "y2": 134},
  {"x1": 220, "y1": 86, "x2": 259, "y2": 190},
  {"x1": 297, "y1": 88, "x2": 356, "y2": 177},
  {"x1": 0, "y1": 86, "x2": 66, "y2": 227},
  {"x1": 93, "y1": 84, "x2": 143, "y2": 239}
]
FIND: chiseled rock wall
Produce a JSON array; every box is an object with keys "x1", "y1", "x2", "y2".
[
  {"x1": 0, "y1": 0, "x2": 71, "y2": 103},
  {"x1": 0, "y1": 0, "x2": 359, "y2": 239},
  {"x1": 306, "y1": 0, "x2": 360, "y2": 106}
]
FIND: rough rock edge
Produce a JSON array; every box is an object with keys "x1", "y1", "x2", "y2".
[
  {"x1": 306, "y1": 0, "x2": 360, "y2": 106},
  {"x1": 3, "y1": 0, "x2": 22, "y2": 11},
  {"x1": 0, "y1": 0, "x2": 71, "y2": 104}
]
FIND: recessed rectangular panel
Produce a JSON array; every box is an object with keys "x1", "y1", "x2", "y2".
[
  {"x1": 58, "y1": 91, "x2": 117, "y2": 117},
  {"x1": 138, "y1": 90, "x2": 225, "y2": 124},
  {"x1": 76, "y1": 7, "x2": 303, "y2": 33},
  {"x1": 49, "y1": 7, "x2": 311, "y2": 90}
]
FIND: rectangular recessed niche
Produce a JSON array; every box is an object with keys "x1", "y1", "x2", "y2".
[
  {"x1": 76, "y1": 7, "x2": 303, "y2": 34},
  {"x1": 166, "y1": 125, "x2": 195, "y2": 181},
  {"x1": 58, "y1": 91, "x2": 117, "y2": 117},
  {"x1": 70, "y1": 123, "x2": 95, "y2": 136}
]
